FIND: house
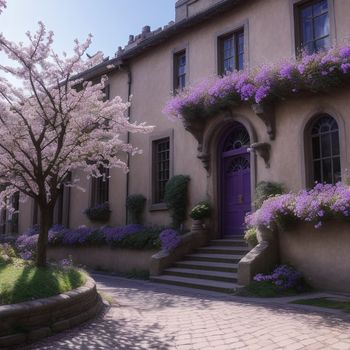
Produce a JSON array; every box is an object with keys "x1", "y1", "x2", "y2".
[{"x1": 6, "y1": 0, "x2": 350, "y2": 268}]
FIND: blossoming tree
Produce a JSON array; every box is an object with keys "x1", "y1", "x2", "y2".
[{"x1": 0, "y1": 1, "x2": 152, "y2": 266}]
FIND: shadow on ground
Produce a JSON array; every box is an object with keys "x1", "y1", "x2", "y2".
[
  {"x1": 21, "y1": 306, "x2": 174, "y2": 350},
  {"x1": 20, "y1": 273, "x2": 350, "y2": 350},
  {"x1": 94, "y1": 273, "x2": 350, "y2": 330}
]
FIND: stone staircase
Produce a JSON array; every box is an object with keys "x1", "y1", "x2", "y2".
[{"x1": 151, "y1": 236, "x2": 249, "y2": 293}]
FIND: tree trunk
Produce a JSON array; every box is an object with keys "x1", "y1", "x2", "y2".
[{"x1": 36, "y1": 204, "x2": 54, "y2": 268}]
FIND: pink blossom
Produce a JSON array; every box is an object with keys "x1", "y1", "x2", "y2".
[
  {"x1": 0, "y1": 6, "x2": 154, "y2": 242},
  {"x1": 0, "y1": 0, "x2": 6, "y2": 14}
]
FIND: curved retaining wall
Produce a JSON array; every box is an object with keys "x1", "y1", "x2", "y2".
[
  {"x1": 278, "y1": 221, "x2": 350, "y2": 293},
  {"x1": 0, "y1": 277, "x2": 102, "y2": 348}
]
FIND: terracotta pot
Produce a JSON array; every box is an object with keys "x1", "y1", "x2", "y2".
[{"x1": 191, "y1": 219, "x2": 204, "y2": 232}]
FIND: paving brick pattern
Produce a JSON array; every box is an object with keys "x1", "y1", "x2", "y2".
[{"x1": 23, "y1": 274, "x2": 350, "y2": 350}]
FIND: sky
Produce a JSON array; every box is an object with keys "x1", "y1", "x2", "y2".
[{"x1": 0, "y1": 0, "x2": 175, "y2": 59}]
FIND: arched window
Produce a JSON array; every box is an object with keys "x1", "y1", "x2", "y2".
[
  {"x1": 310, "y1": 115, "x2": 341, "y2": 184},
  {"x1": 222, "y1": 122, "x2": 250, "y2": 152}
]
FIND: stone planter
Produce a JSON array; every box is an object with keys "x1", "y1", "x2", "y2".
[
  {"x1": 257, "y1": 225, "x2": 275, "y2": 242},
  {"x1": 0, "y1": 277, "x2": 102, "y2": 348},
  {"x1": 278, "y1": 221, "x2": 350, "y2": 293},
  {"x1": 247, "y1": 241, "x2": 257, "y2": 250}
]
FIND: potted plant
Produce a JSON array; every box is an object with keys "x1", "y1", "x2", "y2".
[
  {"x1": 84, "y1": 202, "x2": 111, "y2": 222},
  {"x1": 189, "y1": 201, "x2": 211, "y2": 231}
]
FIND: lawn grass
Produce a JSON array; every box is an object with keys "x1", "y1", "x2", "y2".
[
  {"x1": 291, "y1": 297, "x2": 350, "y2": 313},
  {"x1": 236, "y1": 281, "x2": 305, "y2": 298},
  {"x1": 0, "y1": 262, "x2": 87, "y2": 305}
]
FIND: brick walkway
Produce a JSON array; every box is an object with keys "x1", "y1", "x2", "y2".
[{"x1": 23, "y1": 274, "x2": 350, "y2": 350}]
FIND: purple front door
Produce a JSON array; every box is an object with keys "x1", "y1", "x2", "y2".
[{"x1": 221, "y1": 124, "x2": 251, "y2": 236}]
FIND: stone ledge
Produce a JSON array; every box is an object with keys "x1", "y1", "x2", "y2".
[
  {"x1": 150, "y1": 229, "x2": 209, "y2": 276},
  {"x1": 0, "y1": 276, "x2": 102, "y2": 348}
]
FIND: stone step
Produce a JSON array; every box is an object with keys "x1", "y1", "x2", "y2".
[
  {"x1": 185, "y1": 253, "x2": 243, "y2": 263},
  {"x1": 175, "y1": 260, "x2": 239, "y2": 272},
  {"x1": 151, "y1": 275, "x2": 238, "y2": 293},
  {"x1": 163, "y1": 267, "x2": 237, "y2": 282},
  {"x1": 210, "y1": 238, "x2": 247, "y2": 247},
  {"x1": 196, "y1": 245, "x2": 249, "y2": 255}
]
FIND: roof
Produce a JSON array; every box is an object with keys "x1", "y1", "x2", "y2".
[{"x1": 78, "y1": 0, "x2": 244, "y2": 80}]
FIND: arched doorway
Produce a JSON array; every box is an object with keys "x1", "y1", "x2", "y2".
[{"x1": 220, "y1": 122, "x2": 251, "y2": 236}]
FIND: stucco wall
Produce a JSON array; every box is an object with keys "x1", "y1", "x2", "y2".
[
  {"x1": 278, "y1": 221, "x2": 350, "y2": 293},
  {"x1": 16, "y1": 0, "x2": 350, "y2": 233},
  {"x1": 48, "y1": 246, "x2": 156, "y2": 273},
  {"x1": 124, "y1": 0, "x2": 350, "y2": 232},
  {"x1": 271, "y1": 87, "x2": 350, "y2": 192},
  {"x1": 18, "y1": 200, "x2": 33, "y2": 235},
  {"x1": 69, "y1": 69, "x2": 130, "y2": 229}
]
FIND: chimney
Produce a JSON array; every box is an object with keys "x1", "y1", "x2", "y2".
[
  {"x1": 175, "y1": 0, "x2": 223, "y2": 22},
  {"x1": 142, "y1": 25, "x2": 151, "y2": 34},
  {"x1": 128, "y1": 35, "x2": 134, "y2": 44}
]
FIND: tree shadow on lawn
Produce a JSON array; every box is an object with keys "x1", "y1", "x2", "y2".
[
  {"x1": 0, "y1": 264, "x2": 84, "y2": 305},
  {"x1": 0, "y1": 264, "x2": 39, "y2": 305}
]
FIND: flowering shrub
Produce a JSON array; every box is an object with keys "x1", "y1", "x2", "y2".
[
  {"x1": 244, "y1": 227, "x2": 258, "y2": 247},
  {"x1": 159, "y1": 229, "x2": 181, "y2": 252},
  {"x1": 254, "y1": 265, "x2": 305, "y2": 291},
  {"x1": 0, "y1": 243, "x2": 16, "y2": 264},
  {"x1": 23, "y1": 225, "x2": 40, "y2": 236},
  {"x1": 246, "y1": 183, "x2": 350, "y2": 230},
  {"x1": 84, "y1": 202, "x2": 111, "y2": 222},
  {"x1": 164, "y1": 45, "x2": 350, "y2": 120},
  {"x1": 58, "y1": 256, "x2": 73, "y2": 268},
  {"x1": 102, "y1": 224, "x2": 143, "y2": 245},
  {"x1": 16, "y1": 232, "x2": 39, "y2": 261},
  {"x1": 17, "y1": 224, "x2": 164, "y2": 253},
  {"x1": 61, "y1": 227, "x2": 95, "y2": 246},
  {"x1": 190, "y1": 201, "x2": 211, "y2": 220}
]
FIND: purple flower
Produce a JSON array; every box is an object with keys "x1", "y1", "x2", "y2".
[
  {"x1": 23, "y1": 225, "x2": 39, "y2": 236},
  {"x1": 254, "y1": 265, "x2": 303, "y2": 290},
  {"x1": 19, "y1": 251, "x2": 33, "y2": 260},
  {"x1": 61, "y1": 227, "x2": 93, "y2": 245},
  {"x1": 246, "y1": 183, "x2": 350, "y2": 231},
  {"x1": 339, "y1": 46, "x2": 350, "y2": 59},
  {"x1": 239, "y1": 83, "x2": 256, "y2": 100},
  {"x1": 317, "y1": 210, "x2": 325, "y2": 217},
  {"x1": 297, "y1": 64, "x2": 305, "y2": 75},
  {"x1": 159, "y1": 229, "x2": 181, "y2": 252},
  {"x1": 59, "y1": 257, "x2": 73, "y2": 267},
  {"x1": 314, "y1": 221, "x2": 322, "y2": 229},
  {"x1": 255, "y1": 85, "x2": 270, "y2": 104},
  {"x1": 279, "y1": 63, "x2": 294, "y2": 79},
  {"x1": 341, "y1": 63, "x2": 350, "y2": 74},
  {"x1": 102, "y1": 224, "x2": 143, "y2": 244},
  {"x1": 163, "y1": 44, "x2": 350, "y2": 121}
]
